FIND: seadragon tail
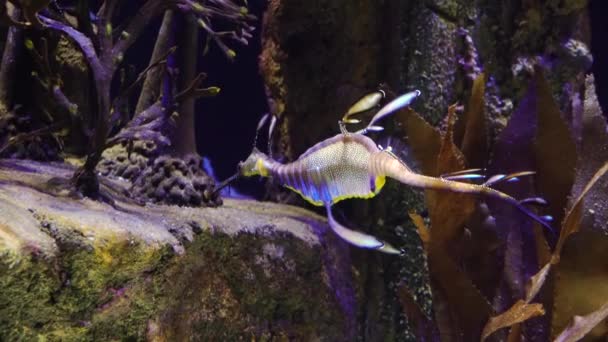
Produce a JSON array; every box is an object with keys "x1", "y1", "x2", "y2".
[{"x1": 371, "y1": 151, "x2": 555, "y2": 233}]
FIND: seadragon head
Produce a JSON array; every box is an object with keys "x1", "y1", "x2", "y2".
[
  {"x1": 214, "y1": 115, "x2": 277, "y2": 194},
  {"x1": 237, "y1": 147, "x2": 272, "y2": 177},
  {"x1": 237, "y1": 113, "x2": 279, "y2": 178},
  {"x1": 214, "y1": 147, "x2": 270, "y2": 195}
]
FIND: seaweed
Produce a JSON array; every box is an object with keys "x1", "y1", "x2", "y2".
[{"x1": 397, "y1": 69, "x2": 608, "y2": 341}]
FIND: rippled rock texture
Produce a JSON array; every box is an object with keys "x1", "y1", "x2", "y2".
[{"x1": 0, "y1": 159, "x2": 355, "y2": 341}]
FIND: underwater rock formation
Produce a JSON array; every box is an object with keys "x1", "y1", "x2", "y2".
[
  {"x1": 259, "y1": 0, "x2": 390, "y2": 159},
  {"x1": 0, "y1": 159, "x2": 355, "y2": 340}
]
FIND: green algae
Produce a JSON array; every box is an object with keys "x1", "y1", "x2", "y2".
[
  {"x1": 0, "y1": 254, "x2": 61, "y2": 340},
  {"x1": 153, "y1": 230, "x2": 344, "y2": 341},
  {"x1": 0, "y1": 227, "x2": 345, "y2": 341},
  {"x1": 0, "y1": 232, "x2": 173, "y2": 341}
]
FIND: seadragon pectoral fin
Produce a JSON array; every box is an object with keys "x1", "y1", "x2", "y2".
[
  {"x1": 519, "y1": 197, "x2": 549, "y2": 206},
  {"x1": 326, "y1": 204, "x2": 403, "y2": 255},
  {"x1": 356, "y1": 90, "x2": 421, "y2": 134},
  {"x1": 440, "y1": 168, "x2": 485, "y2": 181},
  {"x1": 344, "y1": 91, "x2": 385, "y2": 119}
]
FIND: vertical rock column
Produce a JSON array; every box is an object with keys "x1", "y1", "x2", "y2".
[{"x1": 259, "y1": 0, "x2": 387, "y2": 159}]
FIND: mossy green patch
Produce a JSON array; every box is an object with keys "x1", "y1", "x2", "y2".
[
  {"x1": 1, "y1": 227, "x2": 346, "y2": 341},
  {"x1": 153, "y1": 230, "x2": 344, "y2": 340},
  {"x1": 56, "y1": 237, "x2": 171, "y2": 317},
  {"x1": 0, "y1": 254, "x2": 61, "y2": 340},
  {"x1": 0, "y1": 233, "x2": 173, "y2": 341}
]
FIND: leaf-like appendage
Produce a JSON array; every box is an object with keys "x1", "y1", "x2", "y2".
[
  {"x1": 552, "y1": 231, "x2": 608, "y2": 340},
  {"x1": 407, "y1": 106, "x2": 489, "y2": 339},
  {"x1": 569, "y1": 75, "x2": 608, "y2": 235},
  {"x1": 525, "y1": 263, "x2": 551, "y2": 303},
  {"x1": 489, "y1": 73, "x2": 551, "y2": 339},
  {"x1": 459, "y1": 73, "x2": 488, "y2": 168},
  {"x1": 554, "y1": 301, "x2": 608, "y2": 342},
  {"x1": 555, "y1": 161, "x2": 608, "y2": 257},
  {"x1": 408, "y1": 212, "x2": 429, "y2": 248},
  {"x1": 437, "y1": 104, "x2": 467, "y2": 174},
  {"x1": 427, "y1": 104, "x2": 476, "y2": 244},
  {"x1": 398, "y1": 283, "x2": 439, "y2": 341},
  {"x1": 481, "y1": 300, "x2": 545, "y2": 341},
  {"x1": 533, "y1": 70, "x2": 577, "y2": 230},
  {"x1": 396, "y1": 108, "x2": 442, "y2": 176},
  {"x1": 428, "y1": 244, "x2": 493, "y2": 340}
]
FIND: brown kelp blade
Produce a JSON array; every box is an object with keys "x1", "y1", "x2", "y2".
[
  {"x1": 534, "y1": 70, "x2": 577, "y2": 231},
  {"x1": 555, "y1": 161, "x2": 608, "y2": 257},
  {"x1": 481, "y1": 300, "x2": 545, "y2": 341},
  {"x1": 525, "y1": 263, "x2": 552, "y2": 303},
  {"x1": 552, "y1": 232, "x2": 608, "y2": 340},
  {"x1": 458, "y1": 73, "x2": 488, "y2": 168},
  {"x1": 398, "y1": 283, "x2": 439, "y2": 340},
  {"x1": 554, "y1": 300, "x2": 608, "y2": 342}
]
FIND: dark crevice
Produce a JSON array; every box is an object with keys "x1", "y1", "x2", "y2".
[{"x1": 589, "y1": 0, "x2": 608, "y2": 119}]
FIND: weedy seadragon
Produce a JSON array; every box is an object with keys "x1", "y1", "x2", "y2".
[{"x1": 217, "y1": 90, "x2": 553, "y2": 254}]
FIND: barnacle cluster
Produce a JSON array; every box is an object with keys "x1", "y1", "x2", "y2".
[
  {"x1": 98, "y1": 140, "x2": 158, "y2": 181},
  {"x1": 131, "y1": 154, "x2": 221, "y2": 207},
  {"x1": 100, "y1": 142, "x2": 220, "y2": 207}
]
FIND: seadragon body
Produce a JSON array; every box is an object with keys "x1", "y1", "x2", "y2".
[{"x1": 230, "y1": 91, "x2": 552, "y2": 254}]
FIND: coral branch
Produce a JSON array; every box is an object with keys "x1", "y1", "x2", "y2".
[
  {"x1": 38, "y1": 16, "x2": 104, "y2": 78},
  {"x1": 39, "y1": 15, "x2": 112, "y2": 196},
  {"x1": 130, "y1": 47, "x2": 177, "y2": 97},
  {"x1": 114, "y1": 46, "x2": 177, "y2": 113},
  {"x1": 135, "y1": 10, "x2": 176, "y2": 114},
  {"x1": 173, "y1": 12, "x2": 199, "y2": 156},
  {"x1": 106, "y1": 101, "x2": 170, "y2": 148},
  {"x1": 75, "y1": 0, "x2": 96, "y2": 41},
  {"x1": 0, "y1": 10, "x2": 23, "y2": 110},
  {"x1": 111, "y1": 0, "x2": 167, "y2": 62},
  {"x1": 97, "y1": 0, "x2": 120, "y2": 21},
  {"x1": 24, "y1": 38, "x2": 79, "y2": 120},
  {"x1": 174, "y1": 73, "x2": 220, "y2": 102},
  {"x1": 52, "y1": 86, "x2": 78, "y2": 116}
]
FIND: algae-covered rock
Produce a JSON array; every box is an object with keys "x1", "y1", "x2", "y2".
[{"x1": 0, "y1": 159, "x2": 355, "y2": 340}]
